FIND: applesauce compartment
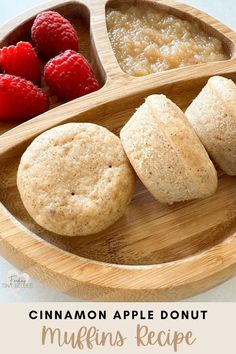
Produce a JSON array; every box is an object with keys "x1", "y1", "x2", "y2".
[
  {"x1": 0, "y1": 1, "x2": 106, "y2": 134},
  {"x1": 106, "y1": 0, "x2": 232, "y2": 77}
]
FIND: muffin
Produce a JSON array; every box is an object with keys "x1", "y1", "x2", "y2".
[
  {"x1": 185, "y1": 75, "x2": 236, "y2": 175},
  {"x1": 120, "y1": 94, "x2": 217, "y2": 204},
  {"x1": 17, "y1": 123, "x2": 136, "y2": 236}
]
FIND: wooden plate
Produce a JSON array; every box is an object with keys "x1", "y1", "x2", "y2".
[{"x1": 0, "y1": 0, "x2": 236, "y2": 301}]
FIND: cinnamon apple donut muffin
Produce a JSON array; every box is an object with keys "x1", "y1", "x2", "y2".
[
  {"x1": 17, "y1": 123, "x2": 135, "y2": 236},
  {"x1": 120, "y1": 94, "x2": 217, "y2": 204},
  {"x1": 186, "y1": 76, "x2": 236, "y2": 175}
]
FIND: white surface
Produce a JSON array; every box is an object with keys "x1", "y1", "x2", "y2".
[{"x1": 0, "y1": 0, "x2": 236, "y2": 302}]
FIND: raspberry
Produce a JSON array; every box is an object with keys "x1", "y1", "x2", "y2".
[
  {"x1": 0, "y1": 41, "x2": 41, "y2": 85},
  {"x1": 31, "y1": 11, "x2": 79, "y2": 59},
  {"x1": 0, "y1": 74, "x2": 49, "y2": 122},
  {"x1": 44, "y1": 50, "x2": 100, "y2": 101}
]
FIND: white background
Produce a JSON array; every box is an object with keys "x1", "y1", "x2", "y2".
[{"x1": 0, "y1": 0, "x2": 236, "y2": 301}]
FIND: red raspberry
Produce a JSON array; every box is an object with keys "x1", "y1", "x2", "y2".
[
  {"x1": 0, "y1": 41, "x2": 41, "y2": 85},
  {"x1": 44, "y1": 50, "x2": 100, "y2": 101},
  {"x1": 0, "y1": 74, "x2": 49, "y2": 122},
  {"x1": 31, "y1": 11, "x2": 79, "y2": 59}
]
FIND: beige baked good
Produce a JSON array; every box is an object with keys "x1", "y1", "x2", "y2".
[
  {"x1": 17, "y1": 123, "x2": 135, "y2": 236},
  {"x1": 120, "y1": 94, "x2": 217, "y2": 204},
  {"x1": 185, "y1": 76, "x2": 236, "y2": 175}
]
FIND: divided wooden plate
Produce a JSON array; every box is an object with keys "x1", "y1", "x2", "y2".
[{"x1": 0, "y1": 0, "x2": 236, "y2": 301}]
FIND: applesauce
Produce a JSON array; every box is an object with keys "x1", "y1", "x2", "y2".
[{"x1": 106, "y1": 4, "x2": 228, "y2": 76}]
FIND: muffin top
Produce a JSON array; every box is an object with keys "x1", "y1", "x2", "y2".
[{"x1": 17, "y1": 123, "x2": 135, "y2": 236}]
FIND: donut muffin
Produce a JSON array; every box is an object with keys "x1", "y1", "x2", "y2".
[
  {"x1": 186, "y1": 76, "x2": 236, "y2": 175},
  {"x1": 17, "y1": 123, "x2": 135, "y2": 236},
  {"x1": 120, "y1": 94, "x2": 217, "y2": 204}
]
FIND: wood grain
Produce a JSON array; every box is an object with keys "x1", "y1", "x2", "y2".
[{"x1": 0, "y1": 0, "x2": 236, "y2": 301}]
